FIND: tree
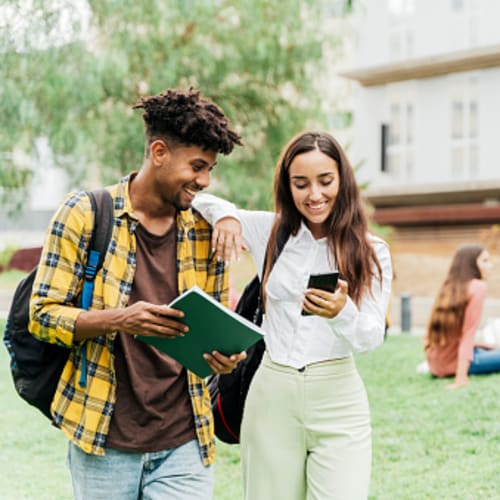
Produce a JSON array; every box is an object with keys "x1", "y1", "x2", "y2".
[{"x1": 1, "y1": 0, "x2": 344, "y2": 212}]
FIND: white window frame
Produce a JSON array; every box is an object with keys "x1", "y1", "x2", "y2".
[
  {"x1": 449, "y1": 75, "x2": 479, "y2": 181},
  {"x1": 387, "y1": 0, "x2": 416, "y2": 59},
  {"x1": 385, "y1": 87, "x2": 415, "y2": 183}
]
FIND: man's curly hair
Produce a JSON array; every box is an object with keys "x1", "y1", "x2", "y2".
[{"x1": 133, "y1": 88, "x2": 242, "y2": 155}]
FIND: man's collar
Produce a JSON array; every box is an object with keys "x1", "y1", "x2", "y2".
[{"x1": 116, "y1": 173, "x2": 138, "y2": 221}]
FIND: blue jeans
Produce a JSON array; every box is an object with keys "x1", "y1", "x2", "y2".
[
  {"x1": 469, "y1": 347, "x2": 500, "y2": 375},
  {"x1": 67, "y1": 439, "x2": 213, "y2": 500}
]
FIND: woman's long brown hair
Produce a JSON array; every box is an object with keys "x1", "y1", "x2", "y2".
[
  {"x1": 263, "y1": 131, "x2": 382, "y2": 306},
  {"x1": 426, "y1": 244, "x2": 484, "y2": 348}
]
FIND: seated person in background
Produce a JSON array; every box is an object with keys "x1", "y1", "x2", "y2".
[{"x1": 424, "y1": 243, "x2": 500, "y2": 389}]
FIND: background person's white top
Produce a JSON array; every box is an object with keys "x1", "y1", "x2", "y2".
[{"x1": 194, "y1": 194, "x2": 393, "y2": 368}]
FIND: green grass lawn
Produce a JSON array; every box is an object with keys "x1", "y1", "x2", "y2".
[
  {"x1": 1, "y1": 320, "x2": 499, "y2": 499},
  {"x1": 361, "y1": 336, "x2": 500, "y2": 499}
]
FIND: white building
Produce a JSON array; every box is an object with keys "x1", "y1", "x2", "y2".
[
  {"x1": 339, "y1": 0, "x2": 500, "y2": 325},
  {"x1": 345, "y1": 0, "x2": 500, "y2": 187}
]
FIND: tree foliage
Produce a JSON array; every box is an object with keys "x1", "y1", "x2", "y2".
[{"x1": 1, "y1": 0, "x2": 342, "y2": 212}]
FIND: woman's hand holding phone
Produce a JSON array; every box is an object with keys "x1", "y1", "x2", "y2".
[{"x1": 302, "y1": 272, "x2": 348, "y2": 318}]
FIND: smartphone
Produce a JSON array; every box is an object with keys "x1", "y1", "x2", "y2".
[{"x1": 301, "y1": 271, "x2": 340, "y2": 316}]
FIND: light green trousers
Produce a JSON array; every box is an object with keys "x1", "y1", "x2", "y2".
[{"x1": 240, "y1": 353, "x2": 371, "y2": 500}]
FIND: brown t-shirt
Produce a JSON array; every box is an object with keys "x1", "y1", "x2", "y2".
[{"x1": 106, "y1": 222, "x2": 196, "y2": 452}]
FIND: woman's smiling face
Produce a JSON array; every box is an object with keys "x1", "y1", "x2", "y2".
[{"x1": 289, "y1": 148, "x2": 340, "y2": 239}]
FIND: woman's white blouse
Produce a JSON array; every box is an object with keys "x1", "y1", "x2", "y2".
[{"x1": 193, "y1": 194, "x2": 393, "y2": 368}]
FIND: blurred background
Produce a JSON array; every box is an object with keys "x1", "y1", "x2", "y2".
[{"x1": 2, "y1": 0, "x2": 500, "y2": 333}]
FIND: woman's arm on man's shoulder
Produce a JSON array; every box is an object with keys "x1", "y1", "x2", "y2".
[{"x1": 193, "y1": 193, "x2": 276, "y2": 263}]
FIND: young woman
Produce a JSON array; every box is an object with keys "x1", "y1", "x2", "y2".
[
  {"x1": 194, "y1": 130, "x2": 392, "y2": 499},
  {"x1": 425, "y1": 244, "x2": 500, "y2": 389}
]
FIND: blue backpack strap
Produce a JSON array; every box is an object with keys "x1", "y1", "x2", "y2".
[{"x1": 78, "y1": 189, "x2": 114, "y2": 387}]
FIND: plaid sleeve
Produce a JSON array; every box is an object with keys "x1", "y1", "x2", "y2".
[{"x1": 29, "y1": 191, "x2": 94, "y2": 347}]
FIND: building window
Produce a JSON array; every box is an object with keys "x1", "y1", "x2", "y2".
[
  {"x1": 451, "y1": 101, "x2": 464, "y2": 139},
  {"x1": 389, "y1": 32, "x2": 401, "y2": 58},
  {"x1": 450, "y1": 76, "x2": 479, "y2": 179},
  {"x1": 388, "y1": 0, "x2": 415, "y2": 18},
  {"x1": 469, "y1": 101, "x2": 478, "y2": 138},
  {"x1": 389, "y1": 104, "x2": 401, "y2": 145},
  {"x1": 451, "y1": 146, "x2": 464, "y2": 178},
  {"x1": 380, "y1": 124, "x2": 389, "y2": 172},
  {"x1": 384, "y1": 96, "x2": 415, "y2": 181},
  {"x1": 387, "y1": 0, "x2": 415, "y2": 59},
  {"x1": 388, "y1": 152, "x2": 401, "y2": 176},
  {"x1": 449, "y1": 0, "x2": 480, "y2": 48},
  {"x1": 469, "y1": 144, "x2": 479, "y2": 176},
  {"x1": 406, "y1": 103, "x2": 413, "y2": 144}
]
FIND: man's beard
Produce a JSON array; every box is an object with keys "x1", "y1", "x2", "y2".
[{"x1": 173, "y1": 194, "x2": 191, "y2": 212}]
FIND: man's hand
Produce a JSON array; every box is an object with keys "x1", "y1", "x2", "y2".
[
  {"x1": 211, "y1": 217, "x2": 246, "y2": 264},
  {"x1": 74, "y1": 301, "x2": 189, "y2": 341},
  {"x1": 203, "y1": 350, "x2": 247, "y2": 375},
  {"x1": 119, "y1": 301, "x2": 189, "y2": 339}
]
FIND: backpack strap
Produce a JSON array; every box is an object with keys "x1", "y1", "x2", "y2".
[
  {"x1": 256, "y1": 223, "x2": 290, "y2": 319},
  {"x1": 79, "y1": 189, "x2": 114, "y2": 310},
  {"x1": 262, "y1": 223, "x2": 290, "y2": 276},
  {"x1": 78, "y1": 189, "x2": 114, "y2": 387}
]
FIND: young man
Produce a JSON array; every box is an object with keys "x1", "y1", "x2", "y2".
[{"x1": 29, "y1": 88, "x2": 245, "y2": 499}]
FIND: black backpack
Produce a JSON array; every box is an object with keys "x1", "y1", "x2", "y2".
[
  {"x1": 207, "y1": 224, "x2": 289, "y2": 444},
  {"x1": 3, "y1": 189, "x2": 114, "y2": 420}
]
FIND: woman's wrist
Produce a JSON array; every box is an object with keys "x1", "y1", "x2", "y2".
[{"x1": 453, "y1": 375, "x2": 469, "y2": 386}]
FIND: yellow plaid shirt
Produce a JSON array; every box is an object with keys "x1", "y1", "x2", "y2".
[{"x1": 29, "y1": 174, "x2": 228, "y2": 465}]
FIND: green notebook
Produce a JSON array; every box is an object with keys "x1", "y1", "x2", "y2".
[{"x1": 136, "y1": 285, "x2": 264, "y2": 378}]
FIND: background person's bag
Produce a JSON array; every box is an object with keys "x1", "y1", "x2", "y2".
[
  {"x1": 3, "y1": 189, "x2": 113, "y2": 420},
  {"x1": 207, "y1": 224, "x2": 289, "y2": 444}
]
